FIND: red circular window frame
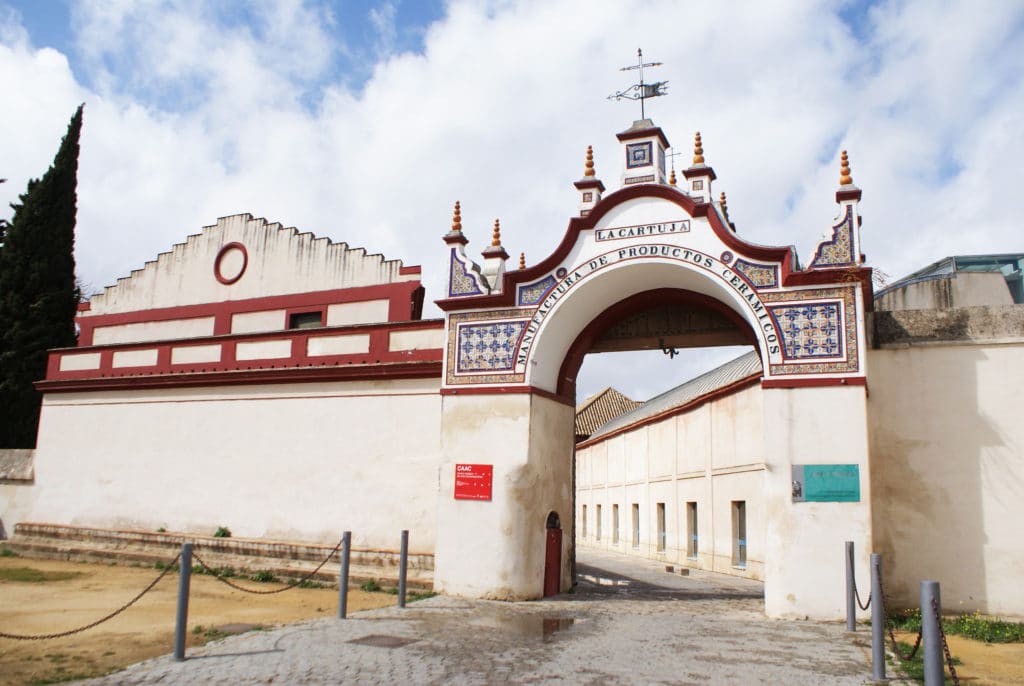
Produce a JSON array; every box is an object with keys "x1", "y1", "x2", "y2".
[{"x1": 214, "y1": 242, "x2": 248, "y2": 285}]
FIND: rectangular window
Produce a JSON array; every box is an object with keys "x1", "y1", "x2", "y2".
[
  {"x1": 686, "y1": 501, "x2": 698, "y2": 559},
  {"x1": 288, "y1": 311, "x2": 323, "y2": 329},
  {"x1": 732, "y1": 500, "x2": 747, "y2": 568},
  {"x1": 612, "y1": 504, "x2": 619, "y2": 544},
  {"x1": 595, "y1": 504, "x2": 602, "y2": 541},
  {"x1": 631, "y1": 503, "x2": 640, "y2": 549},
  {"x1": 581, "y1": 504, "x2": 587, "y2": 539},
  {"x1": 656, "y1": 503, "x2": 666, "y2": 552}
]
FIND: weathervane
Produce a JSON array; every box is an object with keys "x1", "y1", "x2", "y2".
[{"x1": 607, "y1": 48, "x2": 668, "y2": 119}]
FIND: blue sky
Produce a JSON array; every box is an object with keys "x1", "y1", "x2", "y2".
[{"x1": 2, "y1": 1, "x2": 1023, "y2": 401}]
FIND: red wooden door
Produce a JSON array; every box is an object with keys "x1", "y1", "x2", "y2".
[{"x1": 544, "y1": 528, "x2": 562, "y2": 597}]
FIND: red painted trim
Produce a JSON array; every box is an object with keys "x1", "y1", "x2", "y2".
[
  {"x1": 616, "y1": 125, "x2": 670, "y2": 148},
  {"x1": 77, "y1": 302, "x2": 91, "y2": 312},
  {"x1": 577, "y1": 373, "x2": 762, "y2": 449},
  {"x1": 573, "y1": 179, "x2": 605, "y2": 191},
  {"x1": 214, "y1": 242, "x2": 248, "y2": 285},
  {"x1": 836, "y1": 188, "x2": 862, "y2": 203},
  {"x1": 439, "y1": 384, "x2": 575, "y2": 407},
  {"x1": 436, "y1": 184, "x2": 803, "y2": 312},
  {"x1": 682, "y1": 166, "x2": 717, "y2": 182},
  {"x1": 77, "y1": 281, "x2": 424, "y2": 348},
  {"x1": 36, "y1": 360, "x2": 443, "y2": 394},
  {"x1": 555, "y1": 288, "x2": 758, "y2": 398},
  {"x1": 44, "y1": 319, "x2": 444, "y2": 383},
  {"x1": 761, "y1": 376, "x2": 866, "y2": 389},
  {"x1": 398, "y1": 265, "x2": 422, "y2": 275}
]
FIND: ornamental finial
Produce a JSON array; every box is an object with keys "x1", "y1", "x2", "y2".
[
  {"x1": 669, "y1": 168, "x2": 676, "y2": 186},
  {"x1": 839, "y1": 150, "x2": 853, "y2": 186},
  {"x1": 519, "y1": 252, "x2": 526, "y2": 270},
  {"x1": 720, "y1": 191, "x2": 729, "y2": 219},
  {"x1": 451, "y1": 201, "x2": 462, "y2": 232},
  {"x1": 491, "y1": 219, "x2": 501, "y2": 247},
  {"x1": 693, "y1": 131, "x2": 704, "y2": 165},
  {"x1": 584, "y1": 145, "x2": 595, "y2": 177}
]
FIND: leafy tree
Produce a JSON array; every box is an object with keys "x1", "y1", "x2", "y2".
[{"x1": 0, "y1": 105, "x2": 83, "y2": 448}]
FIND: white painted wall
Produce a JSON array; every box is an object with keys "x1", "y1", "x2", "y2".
[
  {"x1": 26, "y1": 377, "x2": 442, "y2": 552},
  {"x1": 94, "y1": 317, "x2": 216, "y2": 344},
  {"x1": 84, "y1": 214, "x2": 417, "y2": 315},
  {"x1": 868, "y1": 343, "x2": 1024, "y2": 617},
  {"x1": 576, "y1": 384, "x2": 767, "y2": 579},
  {"x1": 434, "y1": 393, "x2": 574, "y2": 599}
]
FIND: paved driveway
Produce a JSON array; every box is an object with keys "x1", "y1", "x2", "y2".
[{"x1": 81, "y1": 547, "x2": 890, "y2": 684}]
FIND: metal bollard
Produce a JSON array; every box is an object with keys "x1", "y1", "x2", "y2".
[
  {"x1": 921, "y1": 580, "x2": 943, "y2": 686},
  {"x1": 338, "y1": 531, "x2": 351, "y2": 619},
  {"x1": 845, "y1": 541, "x2": 856, "y2": 632},
  {"x1": 173, "y1": 543, "x2": 193, "y2": 661},
  {"x1": 870, "y1": 553, "x2": 885, "y2": 681},
  {"x1": 398, "y1": 530, "x2": 408, "y2": 608}
]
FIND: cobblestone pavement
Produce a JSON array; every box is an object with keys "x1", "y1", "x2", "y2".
[{"x1": 80, "y1": 548, "x2": 891, "y2": 685}]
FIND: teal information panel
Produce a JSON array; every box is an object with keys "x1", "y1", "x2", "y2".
[{"x1": 791, "y1": 464, "x2": 860, "y2": 502}]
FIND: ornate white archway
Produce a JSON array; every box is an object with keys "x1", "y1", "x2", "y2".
[{"x1": 433, "y1": 121, "x2": 873, "y2": 618}]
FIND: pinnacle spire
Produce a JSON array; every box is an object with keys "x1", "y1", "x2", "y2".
[
  {"x1": 669, "y1": 168, "x2": 676, "y2": 186},
  {"x1": 584, "y1": 145, "x2": 595, "y2": 177},
  {"x1": 491, "y1": 219, "x2": 501, "y2": 247},
  {"x1": 720, "y1": 191, "x2": 729, "y2": 219},
  {"x1": 451, "y1": 201, "x2": 462, "y2": 232},
  {"x1": 693, "y1": 132, "x2": 704, "y2": 165},
  {"x1": 519, "y1": 252, "x2": 526, "y2": 270},
  {"x1": 839, "y1": 150, "x2": 853, "y2": 186}
]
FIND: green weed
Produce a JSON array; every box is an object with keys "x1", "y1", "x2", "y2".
[{"x1": 0, "y1": 567, "x2": 82, "y2": 583}]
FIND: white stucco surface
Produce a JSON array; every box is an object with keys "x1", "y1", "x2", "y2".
[
  {"x1": 434, "y1": 394, "x2": 574, "y2": 599},
  {"x1": 27, "y1": 377, "x2": 443, "y2": 552},
  {"x1": 83, "y1": 214, "x2": 418, "y2": 315},
  {"x1": 93, "y1": 317, "x2": 216, "y2": 344},
  {"x1": 577, "y1": 384, "x2": 767, "y2": 579},
  {"x1": 868, "y1": 343, "x2": 1024, "y2": 617}
]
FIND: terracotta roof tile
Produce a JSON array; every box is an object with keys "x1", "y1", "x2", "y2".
[{"x1": 575, "y1": 387, "x2": 642, "y2": 439}]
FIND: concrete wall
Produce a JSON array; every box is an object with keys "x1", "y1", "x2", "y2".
[
  {"x1": 24, "y1": 377, "x2": 442, "y2": 553},
  {"x1": 876, "y1": 272, "x2": 1012, "y2": 311},
  {"x1": 868, "y1": 343, "x2": 1024, "y2": 617},
  {"x1": 576, "y1": 384, "x2": 767, "y2": 580},
  {"x1": 0, "y1": 449, "x2": 35, "y2": 539}
]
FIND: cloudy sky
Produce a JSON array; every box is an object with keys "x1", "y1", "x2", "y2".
[{"x1": 1, "y1": 0, "x2": 1022, "y2": 402}]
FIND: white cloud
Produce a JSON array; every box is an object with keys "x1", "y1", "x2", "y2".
[{"x1": 1, "y1": 0, "x2": 1022, "y2": 400}]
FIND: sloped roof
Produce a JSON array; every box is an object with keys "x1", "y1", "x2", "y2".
[
  {"x1": 586, "y1": 350, "x2": 762, "y2": 442},
  {"x1": 575, "y1": 387, "x2": 642, "y2": 438}
]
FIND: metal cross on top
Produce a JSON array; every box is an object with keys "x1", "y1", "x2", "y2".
[{"x1": 607, "y1": 48, "x2": 668, "y2": 119}]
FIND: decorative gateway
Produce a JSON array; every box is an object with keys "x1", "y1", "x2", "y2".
[{"x1": 432, "y1": 118, "x2": 875, "y2": 619}]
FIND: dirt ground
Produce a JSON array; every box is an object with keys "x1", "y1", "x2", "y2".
[
  {"x1": 893, "y1": 629, "x2": 1024, "y2": 685},
  {"x1": 0, "y1": 556, "x2": 397, "y2": 685}
]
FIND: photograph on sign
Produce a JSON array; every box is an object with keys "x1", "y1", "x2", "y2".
[
  {"x1": 792, "y1": 464, "x2": 860, "y2": 503},
  {"x1": 454, "y1": 463, "x2": 493, "y2": 501}
]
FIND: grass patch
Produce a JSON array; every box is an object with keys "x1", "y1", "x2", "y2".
[
  {"x1": 891, "y1": 640, "x2": 960, "y2": 684},
  {"x1": 213, "y1": 526, "x2": 232, "y2": 538},
  {"x1": 0, "y1": 546, "x2": 20, "y2": 558},
  {"x1": 360, "y1": 579, "x2": 382, "y2": 593},
  {"x1": 0, "y1": 567, "x2": 83, "y2": 583},
  {"x1": 888, "y1": 609, "x2": 1024, "y2": 644},
  {"x1": 250, "y1": 570, "x2": 276, "y2": 583}
]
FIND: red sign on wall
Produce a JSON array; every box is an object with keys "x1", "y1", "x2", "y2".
[{"x1": 454, "y1": 464, "x2": 493, "y2": 501}]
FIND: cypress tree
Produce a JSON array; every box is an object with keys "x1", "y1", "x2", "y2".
[{"x1": 0, "y1": 105, "x2": 83, "y2": 448}]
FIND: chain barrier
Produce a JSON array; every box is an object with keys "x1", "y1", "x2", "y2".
[
  {"x1": 0, "y1": 553, "x2": 182, "y2": 641},
  {"x1": 192, "y1": 537, "x2": 344, "y2": 595},
  {"x1": 879, "y1": 576, "x2": 923, "y2": 661},
  {"x1": 931, "y1": 595, "x2": 961, "y2": 686},
  {"x1": 848, "y1": 546, "x2": 871, "y2": 610}
]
